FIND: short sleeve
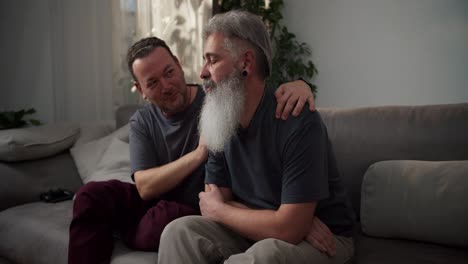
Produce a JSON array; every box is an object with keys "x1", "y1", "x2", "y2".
[
  {"x1": 129, "y1": 113, "x2": 158, "y2": 179},
  {"x1": 205, "y1": 151, "x2": 231, "y2": 188},
  {"x1": 281, "y1": 116, "x2": 329, "y2": 204}
]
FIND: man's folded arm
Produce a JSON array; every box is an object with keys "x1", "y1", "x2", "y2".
[
  {"x1": 134, "y1": 144, "x2": 207, "y2": 200},
  {"x1": 210, "y1": 200, "x2": 316, "y2": 244}
]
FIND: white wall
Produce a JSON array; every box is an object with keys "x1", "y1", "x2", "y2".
[
  {"x1": 284, "y1": 0, "x2": 468, "y2": 108},
  {"x1": 0, "y1": 0, "x2": 113, "y2": 124}
]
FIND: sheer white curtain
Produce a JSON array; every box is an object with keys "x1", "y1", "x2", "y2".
[{"x1": 112, "y1": 0, "x2": 212, "y2": 108}]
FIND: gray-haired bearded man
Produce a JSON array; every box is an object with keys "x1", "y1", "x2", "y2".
[{"x1": 158, "y1": 10, "x2": 355, "y2": 264}]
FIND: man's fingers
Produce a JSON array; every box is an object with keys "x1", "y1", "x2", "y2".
[
  {"x1": 275, "y1": 89, "x2": 291, "y2": 118},
  {"x1": 316, "y1": 217, "x2": 335, "y2": 241},
  {"x1": 280, "y1": 98, "x2": 296, "y2": 120},
  {"x1": 208, "y1": 184, "x2": 218, "y2": 190},
  {"x1": 308, "y1": 235, "x2": 328, "y2": 254},
  {"x1": 274, "y1": 85, "x2": 285, "y2": 98},
  {"x1": 308, "y1": 95, "x2": 316, "y2": 112},
  {"x1": 292, "y1": 97, "x2": 307, "y2": 116},
  {"x1": 198, "y1": 191, "x2": 205, "y2": 200},
  {"x1": 315, "y1": 218, "x2": 336, "y2": 254}
]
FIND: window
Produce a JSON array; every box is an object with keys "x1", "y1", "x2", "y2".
[{"x1": 112, "y1": 0, "x2": 212, "y2": 105}]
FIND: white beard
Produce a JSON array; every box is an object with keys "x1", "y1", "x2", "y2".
[{"x1": 199, "y1": 70, "x2": 245, "y2": 153}]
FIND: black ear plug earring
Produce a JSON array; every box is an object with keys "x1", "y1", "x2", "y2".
[{"x1": 242, "y1": 70, "x2": 248, "y2": 76}]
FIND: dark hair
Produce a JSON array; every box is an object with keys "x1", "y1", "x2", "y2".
[{"x1": 126, "y1": 37, "x2": 175, "y2": 82}]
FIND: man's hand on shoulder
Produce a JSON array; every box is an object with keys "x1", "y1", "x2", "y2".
[{"x1": 275, "y1": 79, "x2": 316, "y2": 120}]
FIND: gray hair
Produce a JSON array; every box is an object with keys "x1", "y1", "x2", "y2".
[{"x1": 204, "y1": 10, "x2": 272, "y2": 78}]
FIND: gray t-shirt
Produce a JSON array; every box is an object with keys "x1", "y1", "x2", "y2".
[
  {"x1": 129, "y1": 86, "x2": 205, "y2": 208},
  {"x1": 205, "y1": 86, "x2": 355, "y2": 236}
]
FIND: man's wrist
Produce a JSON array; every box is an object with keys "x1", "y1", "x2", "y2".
[{"x1": 194, "y1": 147, "x2": 208, "y2": 163}]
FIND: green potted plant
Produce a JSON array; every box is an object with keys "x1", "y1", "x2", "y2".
[{"x1": 0, "y1": 108, "x2": 41, "y2": 130}]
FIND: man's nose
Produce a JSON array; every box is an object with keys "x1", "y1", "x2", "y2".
[
  {"x1": 160, "y1": 78, "x2": 172, "y2": 93},
  {"x1": 200, "y1": 64, "x2": 210, "y2": 79}
]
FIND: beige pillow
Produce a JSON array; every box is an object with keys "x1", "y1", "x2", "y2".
[
  {"x1": 73, "y1": 121, "x2": 115, "y2": 146},
  {"x1": 70, "y1": 124, "x2": 132, "y2": 184},
  {"x1": 0, "y1": 124, "x2": 80, "y2": 161},
  {"x1": 361, "y1": 160, "x2": 468, "y2": 248},
  {"x1": 85, "y1": 137, "x2": 133, "y2": 184}
]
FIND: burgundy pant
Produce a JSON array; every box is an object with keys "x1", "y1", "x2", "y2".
[{"x1": 68, "y1": 180, "x2": 198, "y2": 264}]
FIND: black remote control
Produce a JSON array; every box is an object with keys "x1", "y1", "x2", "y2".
[{"x1": 40, "y1": 188, "x2": 74, "y2": 203}]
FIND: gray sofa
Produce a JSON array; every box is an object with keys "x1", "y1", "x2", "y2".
[{"x1": 1, "y1": 102, "x2": 467, "y2": 264}]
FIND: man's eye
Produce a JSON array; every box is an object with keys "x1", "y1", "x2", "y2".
[
  {"x1": 166, "y1": 69, "x2": 175, "y2": 78},
  {"x1": 148, "y1": 81, "x2": 158, "y2": 88}
]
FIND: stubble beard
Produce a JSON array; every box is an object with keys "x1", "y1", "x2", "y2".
[{"x1": 199, "y1": 69, "x2": 245, "y2": 153}]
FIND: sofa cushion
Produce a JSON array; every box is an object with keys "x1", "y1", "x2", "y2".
[
  {"x1": 0, "y1": 201, "x2": 73, "y2": 263},
  {"x1": 73, "y1": 121, "x2": 115, "y2": 146},
  {"x1": 319, "y1": 103, "x2": 468, "y2": 219},
  {"x1": 0, "y1": 124, "x2": 80, "y2": 161},
  {"x1": 0, "y1": 201, "x2": 157, "y2": 264},
  {"x1": 70, "y1": 124, "x2": 132, "y2": 184},
  {"x1": 360, "y1": 160, "x2": 468, "y2": 248},
  {"x1": 0, "y1": 152, "x2": 82, "y2": 211},
  {"x1": 86, "y1": 137, "x2": 132, "y2": 183}
]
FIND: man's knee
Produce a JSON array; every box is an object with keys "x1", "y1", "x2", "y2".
[
  {"x1": 73, "y1": 180, "x2": 123, "y2": 216},
  {"x1": 225, "y1": 239, "x2": 287, "y2": 264},
  {"x1": 160, "y1": 215, "x2": 202, "y2": 242},
  {"x1": 74, "y1": 182, "x2": 101, "y2": 204},
  {"x1": 248, "y1": 238, "x2": 286, "y2": 256},
  {"x1": 75, "y1": 180, "x2": 125, "y2": 201}
]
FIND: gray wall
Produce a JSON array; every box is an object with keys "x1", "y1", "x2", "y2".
[
  {"x1": 0, "y1": 0, "x2": 113, "y2": 124},
  {"x1": 1, "y1": 0, "x2": 467, "y2": 123},
  {"x1": 283, "y1": 0, "x2": 468, "y2": 108},
  {"x1": 0, "y1": 1, "x2": 54, "y2": 123}
]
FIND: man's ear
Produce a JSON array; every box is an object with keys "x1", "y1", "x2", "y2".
[
  {"x1": 134, "y1": 81, "x2": 146, "y2": 99},
  {"x1": 240, "y1": 49, "x2": 255, "y2": 75}
]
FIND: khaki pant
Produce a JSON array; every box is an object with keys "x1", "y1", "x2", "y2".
[{"x1": 158, "y1": 216, "x2": 354, "y2": 264}]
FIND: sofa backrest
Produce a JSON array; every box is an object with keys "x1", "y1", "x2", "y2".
[
  {"x1": 116, "y1": 102, "x2": 468, "y2": 220},
  {"x1": 319, "y1": 103, "x2": 468, "y2": 219},
  {"x1": 116, "y1": 104, "x2": 142, "y2": 129}
]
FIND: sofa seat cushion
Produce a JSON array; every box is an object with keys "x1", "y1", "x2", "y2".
[
  {"x1": 355, "y1": 232, "x2": 468, "y2": 264},
  {"x1": 0, "y1": 201, "x2": 157, "y2": 264}
]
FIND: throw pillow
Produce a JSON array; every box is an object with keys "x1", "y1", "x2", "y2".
[
  {"x1": 73, "y1": 121, "x2": 115, "y2": 146},
  {"x1": 361, "y1": 160, "x2": 468, "y2": 248},
  {"x1": 0, "y1": 124, "x2": 80, "y2": 162},
  {"x1": 70, "y1": 124, "x2": 132, "y2": 184},
  {"x1": 85, "y1": 137, "x2": 133, "y2": 184}
]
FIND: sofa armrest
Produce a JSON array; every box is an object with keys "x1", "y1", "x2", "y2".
[{"x1": 0, "y1": 151, "x2": 83, "y2": 211}]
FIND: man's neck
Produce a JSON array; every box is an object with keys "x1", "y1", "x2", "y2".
[{"x1": 240, "y1": 77, "x2": 265, "y2": 128}]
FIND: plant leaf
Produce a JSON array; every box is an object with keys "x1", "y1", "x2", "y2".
[{"x1": 29, "y1": 119, "x2": 41, "y2": 126}]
